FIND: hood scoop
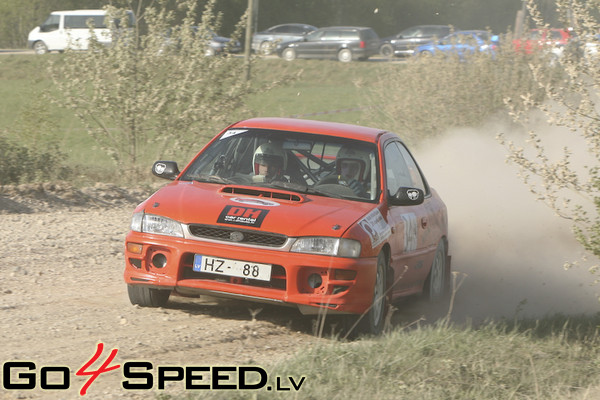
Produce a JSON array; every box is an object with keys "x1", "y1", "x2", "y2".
[{"x1": 221, "y1": 186, "x2": 303, "y2": 202}]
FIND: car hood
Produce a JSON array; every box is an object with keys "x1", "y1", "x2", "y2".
[{"x1": 139, "y1": 181, "x2": 377, "y2": 237}]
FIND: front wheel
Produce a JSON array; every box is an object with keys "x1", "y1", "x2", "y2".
[
  {"x1": 354, "y1": 251, "x2": 388, "y2": 336},
  {"x1": 127, "y1": 285, "x2": 170, "y2": 307},
  {"x1": 337, "y1": 48, "x2": 353, "y2": 62},
  {"x1": 33, "y1": 41, "x2": 48, "y2": 55},
  {"x1": 380, "y1": 43, "x2": 394, "y2": 57},
  {"x1": 259, "y1": 41, "x2": 272, "y2": 55},
  {"x1": 425, "y1": 240, "x2": 447, "y2": 302},
  {"x1": 281, "y1": 47, "x2": 296, "y2": 61}
]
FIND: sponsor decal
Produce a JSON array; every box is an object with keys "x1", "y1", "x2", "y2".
[
  {"x1": 218, "y1": 206, "x2": 269, "y2": 227},
  {"x1": 230, "y1": 197, "x2": 280, "y2": 207},
  {"x1": 401, "y1": 213, "x2": 418, "y2": 252},
  {"x1": 358, "y1": 209, "x2": 391, "y2": 248},
  {"x1": 407, "y1": 189, "x2": 420, "y2": 201},
  {"x1": 154, "y1": 163, "x2": 166, "y2": 175},
  {"x1": 2, "y1": 343, "x2": 305, "y2": 396},
  {"x1": 220, "y1": 129, "x2": 248, "y2": 140}
]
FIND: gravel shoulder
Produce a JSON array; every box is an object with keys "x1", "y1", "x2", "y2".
[{"x1": 0, "y1": 183, "x2": 321, "y2": 399}]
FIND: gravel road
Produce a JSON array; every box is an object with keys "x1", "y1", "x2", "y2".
[{"x1": 0, "y1": 183, "x2": 322, "y2": 399}]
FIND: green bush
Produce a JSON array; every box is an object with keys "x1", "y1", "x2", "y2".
[
  {"x1": 0, "y1": 134, "x2": 71, "y2": 185},
  {"x1": 364, "y1": 47, "x2": 551, "y2": 146}
]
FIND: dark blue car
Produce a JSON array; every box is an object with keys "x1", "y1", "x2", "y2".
[{"x1": 414, "y1": 30, "x2": 499, "y2": 59}]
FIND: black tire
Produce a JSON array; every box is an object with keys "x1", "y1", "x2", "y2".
[
  {"x1": 425, "y1": 240, "x2": 447, "y2": 302},
  {"x1": 259, "y1": 41, "x2": 272, "y2": 55},
  {"x1": 337, "y1": 48, "x2": 353, "y2": 62},
  {"x1": 282, "y1": 47, "x2": 296, "y2": 61},
  {"x1": 354, "y1": 251, "x2": 388, "y2": 336},
  {"x1": 127, "y1": 285, "x2": 170, "y2": 307},
  {"x1": 33, "y1": 41, "x2": 48, "y2": 55},
  {"x1": 380, "y1": 43, "x2": 394, "y2": 57}
]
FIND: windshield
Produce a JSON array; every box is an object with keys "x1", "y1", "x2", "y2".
[{"x1": 180, "y1": 128, "x2": 380, "y2": 202}]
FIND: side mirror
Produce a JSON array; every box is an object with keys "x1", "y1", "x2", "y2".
[
  {"x1": 152, "y1": 161, "x2": 180, "y2": 180},
  {"x1": 389, "y1": 187, "x2": 424, "y2": 206}
]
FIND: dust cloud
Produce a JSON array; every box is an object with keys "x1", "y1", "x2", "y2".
[{"x1": 412, "y1": 122, "x2": 600, "y2": 323}]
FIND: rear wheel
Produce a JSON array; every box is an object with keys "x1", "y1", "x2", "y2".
[
  {"x1": 127, "y1": 285, "x2": 170, "y2": 307},
  {"x1": 33, "y1": 41, "x2": 48, "y2": 55},
  {"x1": 282, "y1": 47, "x2": 296, "y2": 61},
  {"x1": 338, "y1": 48, "x2": 353, "y2": 62}
]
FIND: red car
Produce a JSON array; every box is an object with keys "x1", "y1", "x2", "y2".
[
  {"x1": 513, "y1": 28, "x2": 571, "y2": 54},
  {"x1": 124, "y1": 118, "x2": 450, "y2": 335}
]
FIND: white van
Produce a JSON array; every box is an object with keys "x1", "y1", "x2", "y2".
[{"x1": 27, "y1": 9, "x2": 134, "y2": 55}]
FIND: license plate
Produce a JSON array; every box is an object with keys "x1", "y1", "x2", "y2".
[{"x1": 193, "y1": 255, "x2": 272, "y2": 282}]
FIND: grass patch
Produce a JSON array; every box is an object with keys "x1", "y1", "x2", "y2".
[
  {"x1": 174, "y1": 315, "x2": 600, "y2": 400},
  {"x1": 0, "y1": 55, "x2": 394, "y2": 184}
]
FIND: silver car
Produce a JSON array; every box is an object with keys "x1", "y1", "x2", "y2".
[{"x1": 252, "y1": 23, "x2": 317, "y2": 55}]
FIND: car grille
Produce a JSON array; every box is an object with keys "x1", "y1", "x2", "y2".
[{"x1": 188, "y1": 224, "x2": 287, "y2": 247}]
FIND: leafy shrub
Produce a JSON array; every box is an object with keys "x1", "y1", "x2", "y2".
[
  {"x1": 0, "y1": 134, "x2": 71, "y2": 185},
  {"x1": 364, "y1": 43, "x2": 552, "y2": 146}
]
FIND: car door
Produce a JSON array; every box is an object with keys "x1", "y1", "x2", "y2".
[
  {"x1": 383, "y1": 140, "x2": 439, "y2": 297},
  {"x1": 295, "y1": 29, "x2": 326, "y2": 57},
  {"x1": 38, "y1": 14, "x2": 64, "y2": 51},
  {"x1": 310, "y1": 30, "x2": 342, "y2": 58}
]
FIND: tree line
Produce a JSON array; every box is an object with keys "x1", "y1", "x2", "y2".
[{"x1": 0, "y1": 0, "x2": 565, "y2": 49}]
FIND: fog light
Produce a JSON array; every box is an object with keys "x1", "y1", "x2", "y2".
[
  {"x1": 334, "y1": 269, "x2": 357, "y2": 281},
  {"x1": 127, "y1": 242, "x2": 143, "y2": 254},
  {"x1": 151, "y1": 253, "x2": 167, "y2": 268},
  {"x1": 308, "y1": 273, "x2": 322, "y2": 289}
]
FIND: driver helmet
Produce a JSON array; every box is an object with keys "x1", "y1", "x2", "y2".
[
  {"x1": 252, "y1": 142, "x2": 287, "y2": 176},
  {"x1": 336, "y1": 145, "x2": 370, "y2": 181}
]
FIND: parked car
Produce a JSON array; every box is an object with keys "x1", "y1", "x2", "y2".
[
  {"x1": 252, "y1": 23, "x2": 317, "y2": 55},
  {"x1": 275, "y1": 26, "x2": 380, "y2": 62},
  {"x1": 124, "y1": 117, "x2": 450, "y2": 336},
  {"x1": 513, "y1": 28, "x2": 571, "y2": 54},
  {"x1": 379, "y1": 25, "x2": 454, "y2": 57},
  {"x1": 160, "y1": 26, "x2": 241, "y2": 56},
  {"x1": 203, "y1": 29, "x2": 242, "y2": 56},
  {"x1": 27, "y1": 9, "x2": 135, "y2": 54},
  {"x1": 415, "y1": 30, "x2": 499, "y2": 59}
]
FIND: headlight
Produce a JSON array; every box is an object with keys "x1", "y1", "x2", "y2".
[
  {"x1": 131, "y1": 212, "x2": 184, "y2": 237},
  {"x1": 290, "y1": 237, "x2": 361, "y2": 258},
  {"x1": 131, "y1": 211, "x2": 144, "y2": 232}
]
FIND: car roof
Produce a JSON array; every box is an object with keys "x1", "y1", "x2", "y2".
[
  {"x1": 318, "y1": 26, "x2": 374, "y2": 31},
  {"x1": 270, "y1": 23, "x2": 315, "y2": 28},
  {"x1": 229, "y1": 117, "x2": 386, "y2": 143},
  {"x1": 453, "y1": 30, "x2": 488, "y2": 34},
  {"x1": 51, "y1": 9, "x2": 107, "y2": 15}
]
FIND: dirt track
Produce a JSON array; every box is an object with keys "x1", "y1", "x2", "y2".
[
  {"x1": 0, "y1": 183, "x2": 330, "y2": 399},
  {"x1": 2, "y1": 137, "x2": 600, "y2": 398}
]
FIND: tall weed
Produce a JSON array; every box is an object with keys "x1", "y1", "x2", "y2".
[{"x1": 364, "y1": 48, "x2": 551, "y2": 147}]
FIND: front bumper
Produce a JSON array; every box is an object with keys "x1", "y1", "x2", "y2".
[{"x1": 124, "y1": 231, "x2": 377, "y2": 315}]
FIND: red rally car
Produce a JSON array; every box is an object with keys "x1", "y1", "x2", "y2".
[{"x1": 124, "y1": 117, "x2": 450, "y2": 335}]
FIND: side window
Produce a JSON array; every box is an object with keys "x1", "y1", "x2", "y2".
[
  {"x1": 65, "y1": 15, "x2": 106, "y2": 29},
  {"x1": 396, "y1": 143, "x2": 427, "y2": 193},
  {"x1": 384, "y1": 142, "x2": 427, "y2": 198},
  {"x1": 40, "y1": 15, "x2": 60, "y2": 32}
]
